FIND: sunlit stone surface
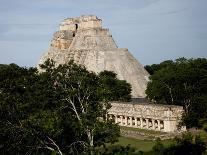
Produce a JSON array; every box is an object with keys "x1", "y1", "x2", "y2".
[{"x1": 38, "y1": 15, "x2": 149, "y2": 98}]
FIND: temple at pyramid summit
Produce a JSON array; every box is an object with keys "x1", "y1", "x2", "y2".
[
  {"x1": 38, "y1": 15, "x2": 149, "y2": 98},
  {"x1": 38, "y1": 15, "x2": 186, "y2": 133}
]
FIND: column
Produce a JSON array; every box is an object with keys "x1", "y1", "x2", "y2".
[
  {"x1": 122, "y1": 116, "x2": 125, "y2": 125},
  {"x1": 152, "y1": 119, "x2": 155, "y2": 130},
  {"x1": 146, "y1": 119, "x2": 149, "y2": 129},
  {"x1": 120, "y1": 116, "x2": 123, "y2": 126},
  {"x1": 115, "y1": 115, "x2": 118, "y2": 124},
  {"x1": 129, "y1": 117, "x2": 132, "y2": 126},
  {"x1": 135, "y1": 117, "x2": 138, "y2": 127},
  {"x1": 158, "y1": 120, "x2": 161, "y2": 131},
  {"x1": 125, "y1": 116, "x2": 127, "y2": 126},
  {"x1": 140, "y1": 118, "x2": 143, "y2": 128}
]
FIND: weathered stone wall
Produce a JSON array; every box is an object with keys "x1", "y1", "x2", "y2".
[
  {"x1": 120, "y1": 129, "x2": 183, "y2": 140},
  {"x1": 108, "y1": 101, "x2": 186, "y2": 133},
  {"x1": 59, "y1": 15, "x2": 102, "y2": 31}
]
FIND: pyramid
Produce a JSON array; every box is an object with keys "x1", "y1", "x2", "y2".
[{"x1": 38, "y1": 15, "x2": 149, "y2": 97}]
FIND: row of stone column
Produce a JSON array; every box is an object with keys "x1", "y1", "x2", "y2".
[{"x1": 108, "y1": 114, "x2": 164, "y2": 131}]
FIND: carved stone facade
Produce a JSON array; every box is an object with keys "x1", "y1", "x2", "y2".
[
  {"x1": 108, "y1": 101, "x2": 186, "y2": 133},
  {"x1": 38, "y1": 15, "x2": 149, "y2": 97}
]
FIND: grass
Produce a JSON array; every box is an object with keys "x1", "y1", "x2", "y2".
[
  {"x1": 111, "y1": 126, "x2": 207, "y2": 152},
  {"x1": 117, "y1": 126, "x2": 173, "y2": 151},
  {"x1": 115, "y1": 129, "x2": 207, "y2": 152},
  {"x1": 121, "y1": 126, "x2": 166, "y2": 135},
  {"x1": 114, "y1": 136, "x2": 173, "y2": 152}
]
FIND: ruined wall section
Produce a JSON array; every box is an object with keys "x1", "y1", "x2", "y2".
[
  {"x1": 59, "y1": 15, "x2": 102, "y2": 31},
  {"x1": 51, "y1": 31, "x2": 74, "y2": 50},
  {"x1": 69, "y1": 28, "x2": 117, "y2": 51}
]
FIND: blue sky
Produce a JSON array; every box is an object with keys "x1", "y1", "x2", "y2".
[{"x1": 0, "y1": 0, "x2": 207, "y2": 67}]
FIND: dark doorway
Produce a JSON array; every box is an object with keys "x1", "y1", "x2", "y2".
[{"x1": 75, "y1": 24, "x2": 78, "y2": 30}]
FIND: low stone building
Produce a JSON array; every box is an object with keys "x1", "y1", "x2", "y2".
[{"x1": 108, "y1": 99, "x2": 185, "y2": 133}]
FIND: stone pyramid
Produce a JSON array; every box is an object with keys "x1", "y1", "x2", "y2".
[{"x1": 38, "y1": 15, "x2": 149, "y2": 97}]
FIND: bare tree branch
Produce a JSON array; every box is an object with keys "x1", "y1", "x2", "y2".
[{"x1": 47, "y1": 136, "x2": 63, "y2": 155}]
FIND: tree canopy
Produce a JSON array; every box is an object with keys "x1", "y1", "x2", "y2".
[
  {"x1": 0, "y1": 60, "x2": 131, "y2": 155},
  {"x1": 147, "y1": 133, "x2": 206, "y2": 155},
  {"x1": 145, "y1": 58, "x2": 207, "y2": 128}
]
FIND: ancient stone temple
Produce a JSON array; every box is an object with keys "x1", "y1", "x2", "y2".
[
  {"x1": 38, "y1": 15, "x2": 149, "y2": 98},
  {"x1": 38, "y1": 15, "x2": 185, "y2": 133}
]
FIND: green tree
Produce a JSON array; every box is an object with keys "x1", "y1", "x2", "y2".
[
  {"x1": 98, "y1": 70, "x2": 131, "y2": 102},
  {"x1": 42, "y1": 60, "x2": 119, "y2": 154},
  {"x1": 146, "y1": 133, "x2": 206, "y2": 155},
  {"x1": 146, "y1": 58, "x2": 207, "y2": 128},
  {"x1": 0, "y1": 63, "x2": 65, "y2": 154},
  {"x1": 152, "y1": 138, "x2": 164, "y2": 155},
  {"x1": 0, "y1": 60, "x2": 131, "y2": 154},
  {"x1": 145, "y1": 60, "x2": 174, "y2": 75},
  {"x1": 163, "y1": 133, "x2": 206, "y2": 155}
]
